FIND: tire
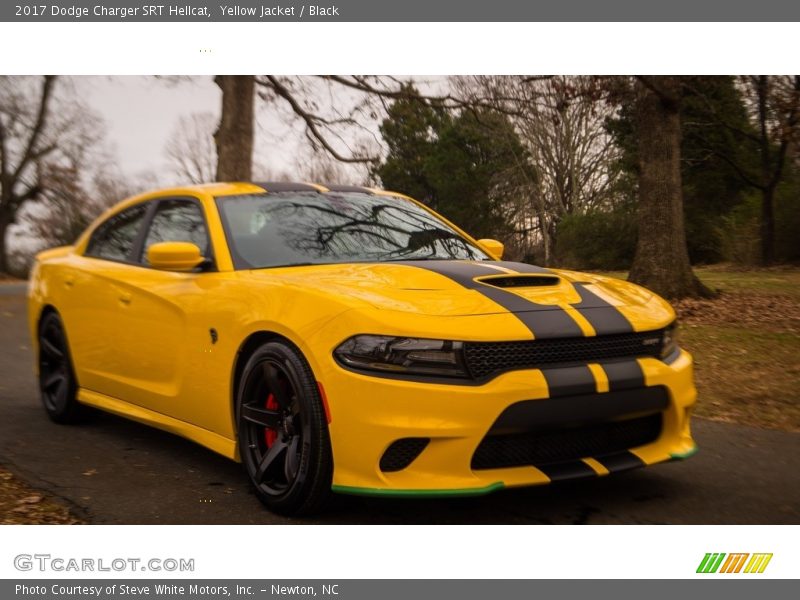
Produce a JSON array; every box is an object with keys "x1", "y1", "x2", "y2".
[
  {"x1": 38, "y1": 311, "x2": 83, "y2": 424},
  {"x1": 236, "y1": 340, "x2": 333, "y2": 515}
]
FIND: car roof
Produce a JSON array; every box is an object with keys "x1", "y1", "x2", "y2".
[{"x1": 152, "y1": 181, "x2": 405, "y2": 198}]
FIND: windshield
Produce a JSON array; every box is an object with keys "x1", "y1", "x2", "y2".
[{"x1": 215, "y1": 192, "x2": 490, "y2": 269}]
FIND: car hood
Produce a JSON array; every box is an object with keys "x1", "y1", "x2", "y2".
[{"x1": 241, "y1": 260, "x2": 667, "y2": 320}]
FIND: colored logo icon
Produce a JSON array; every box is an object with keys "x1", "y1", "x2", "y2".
[{"x1": 697, "y1": 553, "x2": 773, "y2": 574}]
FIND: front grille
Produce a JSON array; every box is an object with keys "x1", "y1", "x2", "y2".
[
  {"x1": 463, "y1": 330, "x2": 663, "y2": 380},
  {"x1": 380, "y1": 438, "x2": 430, "y2": 472},
  {"x1": 471, "y1": 413, "x2": 662, "y2": 470}
]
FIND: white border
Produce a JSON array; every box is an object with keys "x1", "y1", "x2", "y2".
[
  {"x1": 1, "y1": 22, "x2": 800, "y2": 75},
  {"x1": 1, "y1": 19, "x2": 798, "y2": 582},
  {"x1": 0, "y1": 525, "x2": 796, "y2": 579}
]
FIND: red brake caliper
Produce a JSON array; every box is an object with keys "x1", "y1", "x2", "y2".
[{"x1": 264, "y1": 393, "x2": 278, "y2": 448}]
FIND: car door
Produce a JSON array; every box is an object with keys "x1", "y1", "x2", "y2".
[
  {"x1": 59, "y1": 201, "x2": 153, "y2": 396},
  {"x1": 104, "y1": 197, "x2": 221, "y2": 425}
]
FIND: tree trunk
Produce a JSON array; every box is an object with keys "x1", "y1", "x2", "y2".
[
  {"x1": 544, "y1": 217, "x2": 558, "y2": 267},
  {"x1": 628, "y1": 77, "x2": 712, "y2": 299},
  {"x1": 756, "y1": 76, "x2": 775, "y2": 266},
  {"x1": 0, "y1": 210, "x2": 10, "y2": 275},
  {"x1": 760, "y1": 185, "x2": 775, "y2": 265},
  {"x1": 214, "y1": 75, "x2": 255, "y2": 181}
]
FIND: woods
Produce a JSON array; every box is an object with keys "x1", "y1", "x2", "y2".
[{"x1": 2, "y1": 75, "x2": 799, "y2": 298}]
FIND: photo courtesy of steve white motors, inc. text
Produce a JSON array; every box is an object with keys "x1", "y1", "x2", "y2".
[
  {"x1": 15, "y1": 584, "x2": 255, "y2": 598},
  {"x1": 15, "y1": 4, "x2": 342, "y2": 18}
]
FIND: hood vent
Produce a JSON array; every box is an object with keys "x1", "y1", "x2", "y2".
[{"x1": 477, "y1": 275, "x2": 561, "y2": 289}]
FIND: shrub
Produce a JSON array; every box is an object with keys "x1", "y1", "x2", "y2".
[{"x1": 555, "y1": 208, "x2": 637, "y2": 270}]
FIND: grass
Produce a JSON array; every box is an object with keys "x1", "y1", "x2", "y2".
[
  {"x1": 599, "y1": 265, "x2": 800, "y2": 432},
  {"x1": 602, "y1": 265, "x2": 800, "y2": 297}
]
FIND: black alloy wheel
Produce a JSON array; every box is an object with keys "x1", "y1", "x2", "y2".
[
  {"x1": 237, "y1": 340, "x2": 332, "y2": 515},
  {"x1": 38, "y1": 311, "x2": 82, "y2": 423}
]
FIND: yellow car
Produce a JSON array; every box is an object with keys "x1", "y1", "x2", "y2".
[{"x1": 28, "y1": 182, "x2": 697, "y2": 515}]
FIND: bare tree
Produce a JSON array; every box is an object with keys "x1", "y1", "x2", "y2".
[
  {"x1": 293, "y1": 145, "x2": 370, "y2": 184},
  {"x1": 0, "y1": 76, "x2": 57, "y2": 273},
  {"x1": 458, "y1": 76, "x2": 621, "y2": 264},
  {"x1": 1, "y1": 76, "x2": 112, "y2": 274},
  {"x1": 165, "y1": 112, "x2": 217, "y2": 184},
  {"x1": 23, "y1": 102, "x2": 133, "y2": 250}
]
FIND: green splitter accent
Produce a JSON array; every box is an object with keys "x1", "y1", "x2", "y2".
[
  {"x1": 697, "y1": 553, "x2": 726, "y2": 573},
  {"x1": 332, "y1": 481, "x2": 505, "y2": 498},
  {"x1": 670, "y1": 445, "x2": 699, "y2": 460}
]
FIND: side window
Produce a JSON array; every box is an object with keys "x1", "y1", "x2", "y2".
[
  {"x1": 141, "y1": 199, "x2": 210, "y2": 265},
  {"x1": 85, "y1": 204, "x2": 148, "y2": 262}
]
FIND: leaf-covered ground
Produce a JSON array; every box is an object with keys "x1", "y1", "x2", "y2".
[
  {"x1": 603, "y1": 266, "x2": 800, "y2": 432},
  {"x1": 0, "y1": 466, "x2": 84, "y2": 524}
]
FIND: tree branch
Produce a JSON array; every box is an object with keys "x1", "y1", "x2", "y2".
[
  {"x1": 709, "y1": 147, "x2": 765, "y2": 190},
  {"x1": 12, "y1": 75, "x2": 56, "y2": 181},
  {"x1": 260, "y1": 75, "x2": 376, "y2": 164}
]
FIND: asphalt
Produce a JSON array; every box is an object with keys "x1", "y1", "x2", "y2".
[{"x1": 0, "y1": 284, "x2": 798, "y2": 524}]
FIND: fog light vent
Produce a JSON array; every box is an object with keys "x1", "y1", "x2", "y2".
[{"x1": 379, "y1": 438, "x2": 430, "y2": 472}]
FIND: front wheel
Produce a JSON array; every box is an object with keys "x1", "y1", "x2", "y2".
[{"x1": 236, "y1": 340, "x2": 333, "y2": 515}]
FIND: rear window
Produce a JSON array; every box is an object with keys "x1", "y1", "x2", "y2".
[{"x1": 85, "y1": 204, "x2": 148, "y2": 262}]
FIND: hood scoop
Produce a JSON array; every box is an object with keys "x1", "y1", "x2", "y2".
[{"x1": 476, "y1": 274, "x2": 561, "y2": 289}]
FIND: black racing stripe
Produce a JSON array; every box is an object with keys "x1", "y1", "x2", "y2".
[
  {"x1": 394, "y1": 260, "x2": 583, "y2": 339},
  {"x1": 599, "y1": 360, "x2": 646, "y2": 391},
  {"x1": 397, "y1": 260, "x2": 515, "y2": 285},
  {"x1": 572, "y1": 283, "x2": 635, "y2": 335},
  {"x1": 535, "y1": 461, "x2": 597, "y2": 482},
  {"x1": 253, "y1": 181, "x2": 320, "y2": 193},
  {"x1": 480, "y1": 289, "x2": 583, "y2": 339},
  {"x1": 486, "y1": 387, "x2": 669, "y2": 435},
  {"x1": 322, "y1": 184, "x2": 374, "y2": 194},
  {"x1": 594, "y1": 451, "x2": 646, "y2": 473},
  {"x1": 540, "y1": 365, "x2": 596, "y2": 398}
]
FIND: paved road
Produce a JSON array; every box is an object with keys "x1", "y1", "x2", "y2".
[{"x1": 1, "y1": 286, "x2": 798, "y2": 524}]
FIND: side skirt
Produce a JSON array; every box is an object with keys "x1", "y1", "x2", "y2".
[{"x1": 77, "y1": 388, "x2": 238, "y2": 461}]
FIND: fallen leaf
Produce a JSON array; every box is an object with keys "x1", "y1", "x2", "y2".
[{"x1": 18, "y1": 494, "x2": 43, "y2": 504}]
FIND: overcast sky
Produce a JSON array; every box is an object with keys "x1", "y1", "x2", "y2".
[
  {"x1": 73, "y1": 76, "x2": 219, "y2": 177},
  {"x1": 68, "y1": 75, "x2": 378, "y2": 186}
]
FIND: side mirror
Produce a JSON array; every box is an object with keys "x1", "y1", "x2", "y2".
[
  {"x1": 478, "y1": 238, "x2": 505, "y2": 260},
  {"x1": 146, "y1": 242, "x2": 205, "y2": 272}
]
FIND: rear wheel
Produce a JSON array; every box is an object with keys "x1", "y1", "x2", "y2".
[
  {"x1": 236, "y1": 340, "x2": 332, "y2": 515},
  {"x1": 38, "y1": 311, "x2": 83, "y2": 423}
]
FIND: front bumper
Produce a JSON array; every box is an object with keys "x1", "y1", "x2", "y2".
[{"x1": 318, "y1": 348, "x2": 697, "y2": 496}]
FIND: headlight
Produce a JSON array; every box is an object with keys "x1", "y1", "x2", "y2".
[
  {"x1": 660, "y1": 322, "x2": 679, "y2": 359},
  {"x1": 334, "y1": 335, "x2": 469, "y2": 378}
]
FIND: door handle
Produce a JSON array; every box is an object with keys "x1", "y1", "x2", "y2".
[
  {"x1": 119, "y1": 293, "x2": 132, "y2": 305},
  {"x1": 64, "y1": 277, "x2": 75, "y2": 288}
]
